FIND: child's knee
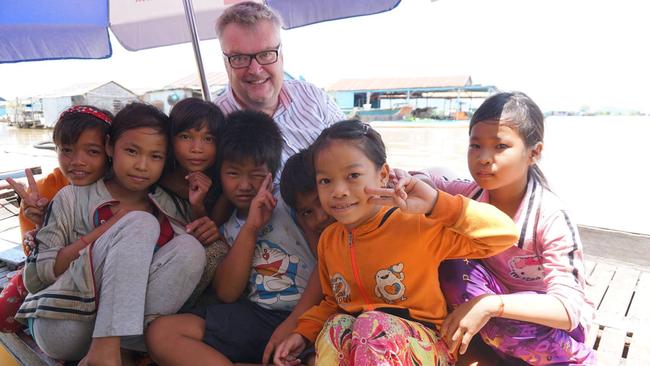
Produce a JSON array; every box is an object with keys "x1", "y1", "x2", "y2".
[
  {"x1": 145, "y1": 315, "x2": 175, "y2": 354},
  {"x1": 122, "y1": 211, "x2": 159, "y2": 232},
  {"x1": 352, "y1": 311, "x2": 394, "y2": 335},
  {"x1": 99, "y1": 211, "x2": 160, "y2": 246},
  {"x1": 170, "y1": 234, "x2": 206, "y2": 277}
]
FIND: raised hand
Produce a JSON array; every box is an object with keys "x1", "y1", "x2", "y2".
[
  {"x1": 6, "y1": 169, "x2": 48, "y2": 227},
  {"x1": 365, "y1": 172, "x2": 438, "y2": 215},
  {"x1": 186, "y1": 216, "x2": 220, "y2": 246},
  {"x1": 245, "y1": 173, "x2": 276, "y2": 232},
  {"x1": 273, "y1": 333, "x2": 307, "y2": 366},
  {"x1": 186, "y1": 171, "x2": 212, "y2": 217}
]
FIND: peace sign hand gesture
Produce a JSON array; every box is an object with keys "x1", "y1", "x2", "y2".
[
  {"x1": 365, "y1": 172, "x2": 439, "y2": 215},
  {"x1": 5, "y1": 169, "x2": 48, "y2": 227},
  {"x1": 245, "y1": 173, "x2": 276, "y2": 232}
]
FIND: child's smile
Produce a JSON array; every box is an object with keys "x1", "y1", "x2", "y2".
[{"x1": 315, "y1": 140, "x2": 388, "y2": 230}]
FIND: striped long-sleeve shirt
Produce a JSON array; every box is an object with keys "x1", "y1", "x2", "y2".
[{"x1": 419, "y1": 171, "x2": 595, "y2": 332}]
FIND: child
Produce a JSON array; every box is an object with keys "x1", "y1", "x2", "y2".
[
  {"x1": 15, "y1": 103, "x2": 206, "y2": 364},
  {"x1": 146, "y1": 110, "x2": 316, "y2": 365},
  {"x1": 1, "y1": 105, "x2": 112, "y2": 333},
  {"x1": 158, "y1": 98, "x2": 229, "y2": 306},
  {"x1": 413, "y1": 92, "x2": 596, "y2": 364},
  {"x1": 274, "y1": 120, "x2": 519, "y2": 365},
  {"x1": 10, "y1": 105, "x2": 113, "y2": 248},
  {"x1": 279, "y1": 149, "x2": 335, "y2": 253},
  {"x1": 261, "y1": 149, "x2": 336, "y2": 365},
  {"x1": 160, "y1": 97, "x2": 225, "y2": 237}
]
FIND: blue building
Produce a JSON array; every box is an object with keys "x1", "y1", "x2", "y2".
[{"x1": 327, "y1": 75, "x2": 497, "y2": 120}]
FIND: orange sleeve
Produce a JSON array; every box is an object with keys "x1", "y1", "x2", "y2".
[
  {"x1": 18, "y1": 168, "x2": 69, "y2": 254},
  {"x1": 294, "y1": 231, "x2": 340, "y2": 342},
  {"x1": 425, "y1": 191, "x2": 518, "y2": 260}
]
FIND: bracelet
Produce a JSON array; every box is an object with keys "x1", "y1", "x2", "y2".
[
  {"x1": 495, "y1": 295, "x2": 504, "y2": 317},
  {"x1": 80, "y1": 236, "x2": 90, "y2": 247}
]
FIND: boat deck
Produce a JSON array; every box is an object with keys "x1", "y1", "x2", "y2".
[
  {"x1": 584, "y1": 255, "x2": 650, "y2": 365},
  {"x1": 1, "y1": 190, "x2": 650, "y2": 365}
]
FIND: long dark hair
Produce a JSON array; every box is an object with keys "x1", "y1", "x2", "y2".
[
  {"x1": 470, "y1": 92, "x2": 549, "y2": 189},
  {"x1": 166, "y1": 98, "x2": 226, "y2": 210}
]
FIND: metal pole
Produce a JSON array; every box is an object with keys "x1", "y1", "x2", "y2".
[{"x1": 182, "y1": 0, "x2": 211, "y2": 101}]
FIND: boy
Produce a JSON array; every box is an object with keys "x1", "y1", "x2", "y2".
[
  {"x1": 146, "y1": 110, "x2": 316, "y2": 365},
  {"x1": 262, "y1": 149, "x2": 336, "y2": 365},
  {"x1": 279, "y1": 149, "x2": 335, "y2": 254}
]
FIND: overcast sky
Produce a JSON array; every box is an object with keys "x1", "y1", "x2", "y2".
[{"x1": 1, "y1": 0, "x2": 648, "y2": 112}]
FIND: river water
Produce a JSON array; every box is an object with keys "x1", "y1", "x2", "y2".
[
  {"x1": 373, "y1": 116, "x2": 650, "y2": 235},
  {"x1": 1, "y1": 116, "x2": 648, "y2": 234}
]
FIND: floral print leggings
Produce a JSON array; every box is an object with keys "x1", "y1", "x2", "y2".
[{"x1": 315, "y1": 311, "x2": 454, "y2": 365}]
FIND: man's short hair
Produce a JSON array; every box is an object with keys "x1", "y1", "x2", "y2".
[
  {"x1": 218, "y1": 110, "x2": 284, "y2": 177},
  {"x1": 280, "y1": 149, "x2": 316, "y2": 210},
  {"x1": 216, "y1": 1, "x2": 283, "y2": 38}
]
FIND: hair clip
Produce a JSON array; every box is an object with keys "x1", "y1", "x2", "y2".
[
  {"x1": 361, "y1": 123, "x2": 370, "y2": 135},
  {"x1": 63, "y1": 106, "x2": 112, "y2": 125}
]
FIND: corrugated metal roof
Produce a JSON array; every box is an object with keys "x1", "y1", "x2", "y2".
[{"x1": 327, "y1": 75, "x2": 472, "y2": 92}]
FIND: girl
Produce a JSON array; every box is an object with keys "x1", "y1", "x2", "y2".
[
  {"x1": 274, "y1": 120, "x2": 519, "y2": 365},
  {"x1": 158, "y1": 97, "x2": 229, "y2": 306},
  {"x1": 11, "y1": 105, "x2": 113, "y2": 248},
  {"x1": 415, "y1": 92, "x2": 596, "y2": 364},
  {"x1": 160, "y1": 97, "x2": 226, "y2": 238},
  {"x1": 15, "y1": 103, "x2": 206, "y2": 365},
  {"x1": 2, "y1": 105, "x2": 112, "y2": 333}
]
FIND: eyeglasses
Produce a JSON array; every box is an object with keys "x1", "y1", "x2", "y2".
[{"x1": 222, "y1": 44, "x2": 281, "y2": 69}]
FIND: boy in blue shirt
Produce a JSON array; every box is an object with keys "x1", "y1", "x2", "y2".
[{"x1": 147, "y1": 110, "x2": 315, "y2": 365}]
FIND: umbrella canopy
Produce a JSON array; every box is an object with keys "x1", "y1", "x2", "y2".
[
  {"x1": 1, "y1": 0, "x2": 400, "y2": 100},
  {"x1": 0, "y1": 0, "x2": 401, "y2": 63}
]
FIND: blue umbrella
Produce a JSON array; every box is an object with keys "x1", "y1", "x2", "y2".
[{"x1": 0, "y1": 0, "x2": 401, "y2": 99}]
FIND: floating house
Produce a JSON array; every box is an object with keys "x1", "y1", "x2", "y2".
[
  {"x1": 327, "y1": 75, "x2": 498, "y2": 120},
  {"x1": 140, "y1": 72, "x2": 230, "y2": 114},
  {"x1": 34, "y1": 81, "x2": 139, "y2": 127}
]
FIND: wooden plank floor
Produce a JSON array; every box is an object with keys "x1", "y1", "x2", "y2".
[{"x1": 585, "y1": 255, "x2": 650, "y2": 365}]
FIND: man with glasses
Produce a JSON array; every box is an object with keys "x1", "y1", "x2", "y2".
[{"x1": 214, "y1": 1, "x2": 345, "y2": 172}]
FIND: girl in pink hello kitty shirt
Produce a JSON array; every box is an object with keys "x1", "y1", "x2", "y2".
[{"x1": 410, "y1": 92, "x2": 596, "y2": 365}]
